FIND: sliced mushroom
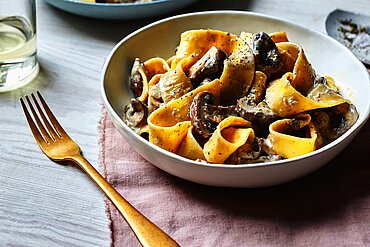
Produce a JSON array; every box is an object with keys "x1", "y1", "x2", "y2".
[
  {"x1": 129, "y1": 58, "x2": 145, "y2": 98},
  {"x1": 225, "y1": 137, "x2": 261, "y2": 164},
  {"x1": 148, "y1": 81, "x2": 163, "y2": 113},
  {"x1": 225, "y1": 137, "x2": 283, "y2": 164},
  {"x1": 189, "y1": 91, "x2": 217, "y2": 139},
  {"x1": 236, "y1": 99, "x2": 279, "y2": 136},
  {"x1": 311, "y1": 103, "x2": 359, "y2": 143},
  {"x1": 244, "y1": 154, "x2": 284, "y2": 164},
  {"x1": 252, "y1": 31, "x2": 283, "y2": 74},
  {"x1": 122, "y1": 98, "x2": 148, "y2": 130},
  {"x1": 188, "y1": 46, "x2": 227, "y2": 87},
  {"x1": 190, "y1": 92, "x2": 280, "y2": 139},
  {"x1": 189, "y1": 91, "x2": 236, "y2": 139},
  {"x1": 334, "y1": 103, "x2": 358, "y2": 136},
  {"x1": 314, "y1": 76, "x2": 339, "y2": 92},
  {"x1": 247, "y1": 138, "x2": 284, "y2": 164}
]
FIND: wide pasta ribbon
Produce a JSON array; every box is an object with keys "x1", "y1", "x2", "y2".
[
  {"x1": 265, "y1": 72, "x2": 350, "y2": 117},
  {"x1": 275, "y1": 42, "x2": 316, "y2": 95},
  {"x1": 144, "y1": 57, "x2": 170, "y2": 80},
  {"x1": 270, "y1": 31, "x2": 289, "y2": 43},
  {"x1": 177, "y1": 127, "x2": 206, "y2": 160},
  {"x1": 173, "y1": 29, "x2": 243, "y2": 67},
  {"x1": 219, "y1": 39, "x2": 255, "y2": 104},
  {"x1": 268, "y1": 114, "x2": 319, "y2": 158},
  {"x1": 147, "y1": 74, "x2": 163, "y2": 113},
  {"x1": 245, "y1": 71, "x2": 267, "y2": 104},
  {"x1": 136, "y1": 58, "x2": 170, "y2": 104},
  {"x1": 171, "y1": 29, "x2": 256, "y2": 105},
  {"x1": 148, "y1": 79, "x2": 221, "y2": 153},
  {"x1": 158, "y1": 58, "x2": 194, "y2": 105},
  {"x1": 203, "y1": 116, "x2": 254, "y2": 164},
  {"x1": 147, "y1": 57, "x2": 195, "y2": 113},
  {"x1": 239, "y1": 31, "x2": 289, "y2": 46}
]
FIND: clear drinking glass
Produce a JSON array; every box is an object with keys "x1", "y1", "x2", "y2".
[{"x1": 0, "y1": 0, "x2": 38, "y2": 92}]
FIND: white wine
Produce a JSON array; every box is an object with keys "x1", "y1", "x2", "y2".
[
  {"x1": 0, "y1": 16, "x2": 38, "y2": 91},
  {"x1": 0, "y1": 22, "x2": 36, "y2": 62}
]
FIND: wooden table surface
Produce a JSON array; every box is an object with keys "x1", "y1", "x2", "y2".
[{"x1": 0, "y1": 0, "x2": 368, "y2": 246}]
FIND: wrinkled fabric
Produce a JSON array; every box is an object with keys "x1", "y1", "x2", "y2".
[{"x1": 99, "y1": 108, "x2": 370, "y2": 247}]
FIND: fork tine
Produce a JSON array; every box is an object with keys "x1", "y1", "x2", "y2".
[
  {"x1": 20, "y1": 97, "x2": 48, "y2": 145},
  {"x1": 31, "y1": 93, "x2": 60, "y2": 140},
  {"x1": 36, "y1": 91, "x2": 68, "y2": 137},
  {"x1": 25, "y1": 95, "x2": 53, "y2": 144}
]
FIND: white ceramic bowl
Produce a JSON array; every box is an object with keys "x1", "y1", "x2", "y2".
[
  {"x1": 45, "y1": 0, "x2": 198, "y2": 20},
  {"x1": 101, "y1": 11, "x2": 370, "y2": 187}
]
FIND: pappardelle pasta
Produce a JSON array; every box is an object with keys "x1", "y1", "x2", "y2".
[{"x1": 122, "y1": 29, "x2": 358, "y2": 164}]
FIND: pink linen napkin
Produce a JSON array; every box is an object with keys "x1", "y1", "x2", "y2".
[{"x1": 99, "y1": 108, "x2": 370, "y2": 247}]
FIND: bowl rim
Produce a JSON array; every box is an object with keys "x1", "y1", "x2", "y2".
[
  {"x1": 101, "y1": 10, "x2": 370, "y2": 169},
  {"x1": 61, "y1": 0, "x2": 174, "y2": 7}
]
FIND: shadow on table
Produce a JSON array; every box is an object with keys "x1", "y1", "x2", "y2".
[
  {"x1": 0, "y1": 63, "x2": 54, "y2": 101},
  {"x1": 164, "y1": 119, "x2": 370, "y2": 225},
  {"x1": 42, "y1": 0, "x2": 253, "y2": 43}
]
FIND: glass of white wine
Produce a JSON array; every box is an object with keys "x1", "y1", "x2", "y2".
[{"x1": 0, "y1": 0, "x2": 38, "y2": 92}]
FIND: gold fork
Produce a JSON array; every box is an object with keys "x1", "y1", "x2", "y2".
[{"x1": 20, "y1": 92, "x2": 179, "y2": 247}]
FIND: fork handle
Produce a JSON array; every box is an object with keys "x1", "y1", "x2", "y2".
[{"x1": 69, "y1": 154, "x2": 180, "y2": 247}]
